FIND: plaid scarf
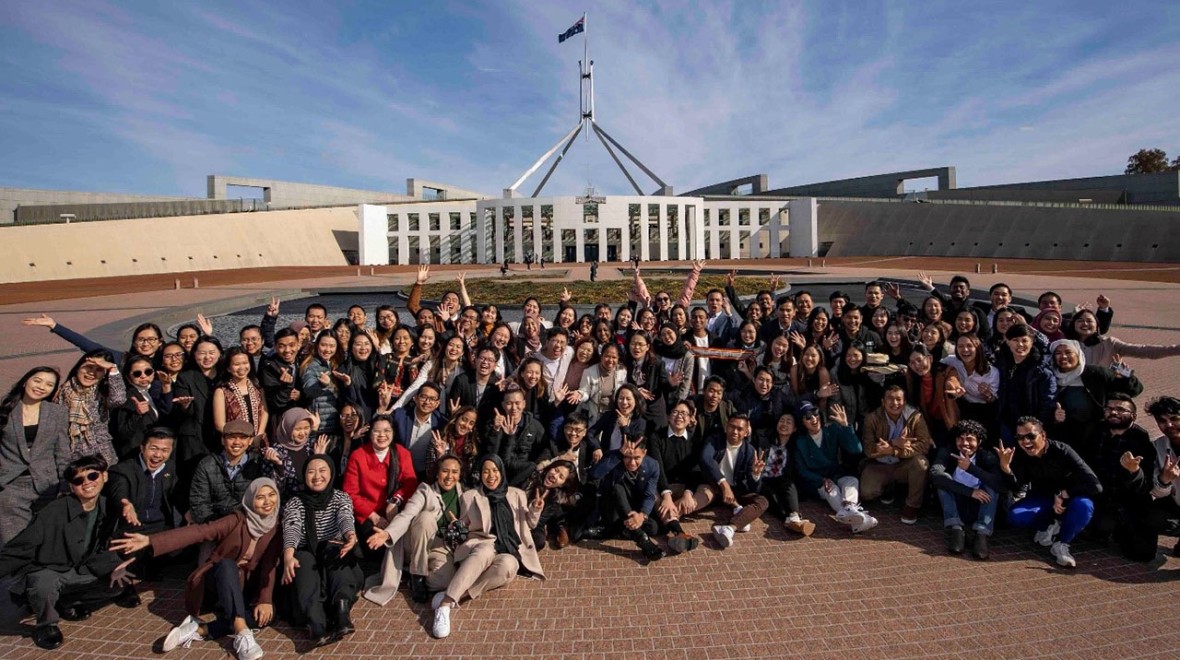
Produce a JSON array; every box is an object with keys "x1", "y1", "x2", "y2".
[{"x1": 58, "y1": 379, "x2": 95, "y2": 448}]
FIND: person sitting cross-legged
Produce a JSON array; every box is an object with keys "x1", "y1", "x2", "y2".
[
  {"x1": 693, "y1": 413, "x2": 770, "y2": 549},
  {"x1": 647, "y1": 400, "x2": 705, "y2": 554},
  {"x1": 793, "y1": 402, "x2": 878, "y2": 533},
  {"x1": 859, "y1": 384, "x2": 932, "y2": 525},
  {"x1": 759, "y1": 412, "x2": 817, "y2": 536},
  {"x1": 0, "y1": 455, "x2": 137, "y2": 651},
  {"x1": 929, "y1": 420, "x2": 1006, "y2": 560},
  {"x1": 999, "y1": 416, "x2": 1102, "y2": 568}
]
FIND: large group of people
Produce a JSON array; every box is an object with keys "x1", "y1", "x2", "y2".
[{"x1": 4, "y1": 261, "x2": 1180, "y2": 655}]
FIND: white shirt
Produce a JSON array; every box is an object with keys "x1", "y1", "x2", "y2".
[{"x1": 720, "y1": 444, "x2": 740, "y2": 484}]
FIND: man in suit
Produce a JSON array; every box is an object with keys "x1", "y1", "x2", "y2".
[
  {"x1": 448, "y1": 346, "x2": 502, "y2": 426},
  {"x1": 584, "y1": 438, "x2": 665, "y2": 561},
  {"x1": 0, "y1": 455, "x2": 137, "y2": 650},
  {"x1": 107, "y1": 427, "x2": 180, "y2": 535},
  {"x1": 392, "y1": 382, "x2": 447, "y2": 480}
]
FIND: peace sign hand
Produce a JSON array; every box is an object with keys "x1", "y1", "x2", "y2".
[
  {"x1": 726, "y1": 269, "x2": 736, "y2": 287},
  {"x1": 1160, "y1": 453, "x2": 1180, "y2": 485},
  {"x1": 1119, "y1": 451, "x2": 1142, "y2": 474},
  {"x1": 267, "y1": 296, "x2": 281, "y2": 317},
  {"x1": 448, "y1": 397, "x2": 460, "y2": 413},
  {"x1": 531, "y1": 490, "x2": 545, "y2": 512},
  {"x1": 952, "y1": 453, "x2": 972, "y2": 472},
  {"x1": 431, "y1": 430, "x2": 448, "y2": 457},
  {"x1": 994, "y1": 439, "x2": 1015, "y2": 474},
  {"x1": 752, "y1": 449, "x2": 767, "y2": 477}
]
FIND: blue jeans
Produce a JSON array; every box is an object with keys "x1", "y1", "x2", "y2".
[
  {"x1": 1008, "y1": 494, "x2": 1094, "y2": 543},
  {"x1": 937, "y1": 487, "x2": 998, "y2": 535}
]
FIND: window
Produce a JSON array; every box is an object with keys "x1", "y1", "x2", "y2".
[
  {"x1": 408, "y1": 213, "x2": 420, "y2": 231},
  {"x1": 429, "y1": 213, "x2": 440, "y2": 231},
  {"x1": 387, "y1": 214, "x2": 399, "y2": 232},
  {"x1": 450, "y1": 212, "x2": 462, "y2": 231}
]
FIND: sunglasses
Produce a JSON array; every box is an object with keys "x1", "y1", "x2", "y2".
[
  {"x1": 69, "y1": 471, "x2": 102, "y2": 486},
  {"x1": 801, "y1": 412, "x2": 821, "y2": 420},
  {"x1": 131, "y1": 368, "x2": 155, "y2": 378},
  {"x1": 1015, "y1": 432, "x2": 1039, "y2": 442}
]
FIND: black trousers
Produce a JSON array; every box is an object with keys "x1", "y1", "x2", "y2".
[
  {"x1": 22, "y1": 568, "x2": 124, "y2": 626},
  {"x1": 1120, "y1": 497, "x2": 1180, "y2": 562},
  {"x1": 761, "y1": 475, "x2": 801, "y2": 518},
  {"x1": 205, "y1": 559, "x2": 255, "y2": 639},
  {"x1": 291, "y1": 545, "x2": 363, "y2": 635},
  {"x1": 602, "y1": 482, "x2": 658, "y2": 539}
]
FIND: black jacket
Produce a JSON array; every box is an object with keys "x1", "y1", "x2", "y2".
[
  {"x1": 106, "y1": 457, "x2": 181, "y2": 531},
  {"x1": 489, "y1": 412, "x2": 547, "y2": 488},
  {"x1": 258, "y1": 354, "x2": 299, "y2": 419},
  {"x1": 172, "y1": 369, "x2": 217, "y2": 465},
  {"x1": 0, "y1": 496, "x2": 121, "y2": 580},
  {"x1": 1007, "y1": 439, "x2": 1102, "y2": 499},
  {"x1": 929, "y1": 446, "x2": 1007, "y2": 497},
  {"x1": 188, "y1": 453, "x2": 263, "y2": 524}
]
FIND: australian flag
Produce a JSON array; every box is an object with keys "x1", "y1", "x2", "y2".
[{"x1": 558, "y1": 16, "x2": 585, "y2": 44}]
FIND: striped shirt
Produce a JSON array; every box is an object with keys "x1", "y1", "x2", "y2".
[{"x1": 281, "y1": 490, "x2": 355, "y2": 550}]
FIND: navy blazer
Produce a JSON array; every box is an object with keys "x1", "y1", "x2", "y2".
[
  {"x1": 596, "y1": 454, "x2": 660, "y2": 517},
  {"x1": 588, "y1": 410, "x2": 648, "y2": 454},
  {"x1": 700, "y1": 437, "x2": 762, "y2": 495},
  {"x1": 391, "y1": 405, "x2": 446, "y2": 451}
]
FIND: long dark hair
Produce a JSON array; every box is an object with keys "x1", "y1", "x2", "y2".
[
  {"x1": 529, "y1": 459, "x2": 581, "y2": 505},
  {"x1": 0, "y1": 366, "x2": 62, "y2": 429},
  {"x1": 218, "y1": 346, "x2": 260, "y2": 387},
  {"x1": 129, "y1": 322, "x2": 165, "y2": 361}
]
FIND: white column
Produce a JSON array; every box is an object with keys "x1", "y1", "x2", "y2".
[
  {"x1": 512, "y1": 206, "x2": 523, "y2": 263},
  {"x1": 494, "y1": 205, "x2": 504, "y2": 264},
  {"x1": 657, "y1": 203, "x2": 668, "y2": 260},
  {"x1": 729, "y1": 206, "x2": 740, "y2": 259},
  {"x1": 639, "y1": 203, "x2": 651, "y2": 261},
  {"x1": 359, "y1": 204, "x2": 390, "y2": 266},
  {"x1": 531, "y1": 205, "x2": 542, "y2": 263}
]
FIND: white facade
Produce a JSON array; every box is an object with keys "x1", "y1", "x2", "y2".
[{"x1": 358, "y1": 196, "x2": 797, "y2": 265}]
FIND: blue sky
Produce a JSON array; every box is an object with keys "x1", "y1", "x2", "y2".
[{"x1": 2, "y1": 1, "x2": 1178, "y2": 198}]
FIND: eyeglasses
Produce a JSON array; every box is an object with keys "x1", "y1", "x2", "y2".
[
  {"x1": 1104, "y1": 407, "x2": 1133, "y2": 415},
  {"x1": 69, "y1": 471, "x2": 102, "y2": 486},
  {"x1": 340, "y1": 412, "x2": 359, "y2": 419},
  {"x1": 135, "y1": 337, "x2": 160, "y2": 345},
  {"x1": 163, "y1": 352, "x2": 185, "y2": 360},
  {"x1": 418, "y1": 395, "x2": 440, "y2": 403},
  {"x1": 477, "y1": 357, "x2": 496, "y2": 363},
  {"x1": 1015, "y1": 432, "x2": 1039, "y2": 442},
  {"x1": 131, "y1": 368, "x2": 155, "y2": 378}
]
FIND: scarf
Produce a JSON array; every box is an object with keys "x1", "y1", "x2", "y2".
[
  {"x1": 653, "y1": 325, "x2": 687, "y2": 360},
  {"x1": 58, "y1": 378, "x2": 95, "y2": 448},
  {"x1": 274, "y1": 407, "x2": 315, "y2": 452},
  {"x1": 1032, "y1": 310, "x2": 1064, "y2": 343},
  {"x1": 479, "y1": 454, "x2": 521, "y2": 558},
  {"x1": 1050, "y1": 339, "x2": 1087, "y2": 389},
  {"x1": 296, "y1": 455, "x2": 336, "y2": 548},
  {"x1": 240, "y1": 478, "x2": 279, "y2": 563}
]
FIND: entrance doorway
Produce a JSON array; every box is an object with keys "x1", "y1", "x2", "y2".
[{"x1": 584, "y1": 244, "x2": 600, "y2": 262}]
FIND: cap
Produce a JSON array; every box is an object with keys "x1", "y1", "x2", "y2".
[
  {"x1": 222, "y1": 419, "x2": 255, "y2": 437},
  {"x1": 797, "y1": 401, "x2": 818, "y2": 416}
]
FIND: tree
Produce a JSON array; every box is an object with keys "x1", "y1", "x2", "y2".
[
  {"x1": 1125, "y1": 148, "x2": 1171, "y2": 174},
  {"x1": 1173, "y1": 156, "x2": 1180, "y2": 171}
]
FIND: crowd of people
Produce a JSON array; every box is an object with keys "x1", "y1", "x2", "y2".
[{"x1": 4, "y1": 261, "x2": 1180, "y2": 655}]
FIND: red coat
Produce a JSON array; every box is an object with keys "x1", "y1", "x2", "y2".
[{"x1": 343, "y1": 443, "x2": 418, "y2": 523}]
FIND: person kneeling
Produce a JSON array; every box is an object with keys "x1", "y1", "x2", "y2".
[
  {"x1": 280, "y1": 456, "x2": 363, "y2": 647},
  {"x1": 929, "y1": 421, "x2": 1005, "y2": 560},
  {"x1": 364, "y1": 454, "x2": 465, "y2": 606},
  {"x1": 431, "y1": 455, "x2": 545, "y2": 639},
  {"x1": 0, "y1": 455, "x2": 137, "y2": 651},
  {"x1": 111, "y1": 478, "x2": 281, "y2": 660}
]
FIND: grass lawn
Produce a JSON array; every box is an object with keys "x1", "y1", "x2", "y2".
[{"x1": 410, "y1": 274, "x2": 778, "y2": 305}]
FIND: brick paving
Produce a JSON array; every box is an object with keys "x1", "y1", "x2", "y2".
[{"x1": 2, "y1": 261, "x2": 1180, "y2": 658}]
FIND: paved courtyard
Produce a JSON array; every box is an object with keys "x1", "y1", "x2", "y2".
[{"x1": 1, "y1": 258, "x2": 1179, "y2": 658}]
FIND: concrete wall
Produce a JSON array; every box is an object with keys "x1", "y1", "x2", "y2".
[
  {"x1": 405, "y1": 178, "x2": 489, "y2": 201},
  {"x1": 682, "y1": 174, "x2": 768, "y2": 197},
  {"x1": 207, "y1": 175, "x2": 413, "y2": 207},
  {"x1": 15, "y1": 198, "x2": 267, "y2": 224},
  {"x1": 945, "y1": 171, "x2": 1180, "y2": 206},
  {"x1": 1, "y1": 187, "x2": 192, "y2": 224},
  {"x1": 819, "y1": 199, "x2": 1180, "y2": 262},
  {"x1": 0, "y1": 206, "x2": 357, "y2": 283},
  {"x1": 764, "y1": 167, "x2": 957, "y2": 198}
]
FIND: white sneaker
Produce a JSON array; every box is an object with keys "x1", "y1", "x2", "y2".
[
  {"x1": 232, "y1": 629, "x2": 264, "y2": 660},
  {"x1": 731, "y1": 506, "x2": 752, "y2": 532},
  {"x1": 432, "y1": 604, "x2": 452, "y2": 638},
  {"x1": 1050, "y1": 542, "x2": 1076, "y2": 568},
  {"x1": 833, "y1": 504, "x2": 860, "y2": 525},
  {"x1": 163, "y1": 615, "x2": 204, "y2": 652},
  {"x1": 851, "y1": 512, "x2": 879, "y2": 534},
  {"x1": 1035, "y1": 521, "x2": 1061, "y2": 547},
  {"x1": 712, "y1": 524, "x2": 735, "y2": 549},
  {"x1": 430, "y1": 591, "x2": 447, "y2": 611}
]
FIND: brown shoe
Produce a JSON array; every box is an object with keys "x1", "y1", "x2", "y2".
[
  {"x1": 784, "y1": 518, "x2": 816, "y2": 537},
  {"x1": 900, "y1": 505, "x2": 920, "y2": 525},
  {"x1": 555, "y1": 526, "x2": 570, "y2": 549},
  {"x1": 666, "y1": 532, "x2": 700, "y2": 554}
]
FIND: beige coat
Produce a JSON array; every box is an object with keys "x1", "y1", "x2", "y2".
[
  {"x1": 363, "y1": 482, "x2": 462, "y2": 606},
  {"x1": 455, "y1": 486, "x2": 544, "y2": 579}
]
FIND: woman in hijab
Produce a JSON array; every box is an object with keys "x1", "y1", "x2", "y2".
[
  {"x1": 430, "y1": 454, "x2": 544, "y2": 639},
  {"x1": 1048, "y1": 339, "x2": 1143, "y2": 466},
  {"x1": 652, "y1": 323, "x2": 692, "y2": 404},
  {"x1": 280, "y1": 455, "x2": 362, "y2": 647},
  {"x1": 262, "y1": 408, "x2": 327, "y2": 498},
  {"x1": 111, "y1": 478, "x2": 282, "y2": 660}
]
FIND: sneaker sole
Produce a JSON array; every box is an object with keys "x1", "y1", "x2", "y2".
[{"x1": 787, "y1": 520, "x2": 817, "y2": 537}]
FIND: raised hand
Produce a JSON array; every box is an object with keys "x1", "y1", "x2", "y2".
[
  {"x1": 448, "y1": 397, "x2": 460, "y2": 413},
  {"x1": 828, "y1": 404, "x2": 848, "y2": 427},
  {"x1": 769, "y1": 273, "x2": 781, "y2": 291},
  {"x1": 531, "y1": 490, "x2": 545, "y2": 512},
  {"x1": 560, "y1": 287, "x2": 572, "y2": 303},
  {"x1": 691, "y1": 260, "x2": 706, "y2": 273},
  {"x1": 952, "y1": 453, "x2": 972, "y2": 472},
  {"x1": 822, "y1": 333, "x2": 839, "y2": 350},
  {"x1": 267, "y1": 296, "x2": 281, "y2": 317},
  {"x1": 416, "y1": 264, "x2": 430, "y2": 285},
  {"x1": 884, "y1": 282, "x2": 902, "y2": 300},
  {"x1": 1096, "y1": 293, "x2": 1111, "y2": 309},
  {"x1": 492, "y1": 407, "x2": 506, "y2": 432},
  {"x1": 1160, "y1": 453, "x2": 1180, "y2": 485},
  {"x1": 134, "y1": 398, "x2": 150, "y2": 415},
  {"x1": 994, "y1": 439, "x2": 1015, "y2": 474},
  {"x1": 196, "y1": 313, "x2": 213, "y2": 336},
  {"x1": 431, "y1": 430, "x2": 448, "y2": 457},
  {"x1": 638, "y1": 387, "x2": 655, "y2": 401},
  {"x1": 318, "y1": 370, "x2": 331, "y2": 386},
  {"x1": 726, "y1": 269, "x2": 737, "y2": 287},
  {"x1": 917, "y1": 271, "x2": 935, "y2": 290},
  {"x1": 1119, "y1": 451, "x2": 1143, "y2": 474},
  {"x1": 667, "y1": 370, "x2": 684, "y2": 387},
  {"x1": 789, "y1": 331, "x2": 807, "y2": 350},
  {"x1": 313, "y1": 434, "x2": 330, "y2": 455},
  {"x1": 22, "y1": 313, "x2": 58, "y2": 329},
  {"x1": 752, "y1": 449, "x2": 767, "y2": 478},
  {"x1": 818, "y1": 382, "x2": 840, "y2": 398},
  {"x1": 616, "y1": 408, "x2": 632, "y2": 429},
  {"x1": 553, "y1": 383, "x2": 570, "y2": 402}
]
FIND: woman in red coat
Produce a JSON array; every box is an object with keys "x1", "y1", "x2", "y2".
[
  {"x1": 111, "y1": 477, "x2": 281, "y2": 660},
  {"x1": 343, "y1": 415, "x2": 417, "y2": 551}
]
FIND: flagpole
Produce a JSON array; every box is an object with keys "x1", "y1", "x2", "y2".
[{"x1": 583, "y1": 12, "x2": 592, "y2": 122}]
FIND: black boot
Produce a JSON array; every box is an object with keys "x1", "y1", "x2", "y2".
[
  {"x1": 971, "y1": 532, "x2": 990, "y2": 561},
  {"x1": 115, "y1": 584, "x2": 141, "y2": 608},
  {"x1": 946, "y1": 526, "x2": 966, "y2": 554},
  {"x1": 409, "y1": 574, "x2": 430, "y2": 603},
  {"x1": 632, "y1": 531, "x2": 665, "y2": 561},
  {"x1": 333, "y1": 599, "x2": 355, "y2": 639},
  {"x1": 33, "y1": 624, "x2": 63, "y2": 650}
]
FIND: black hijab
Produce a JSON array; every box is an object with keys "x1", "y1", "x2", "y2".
[
  {"x1": 479, "y1": 454, "x2": 521, "y2": 558},
  {"x1": 652, "y1": 324, "x2": 688, "y2": 360},
  {"x1": 296, "y1": 455, "x2": 336, "y2": 548}
]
